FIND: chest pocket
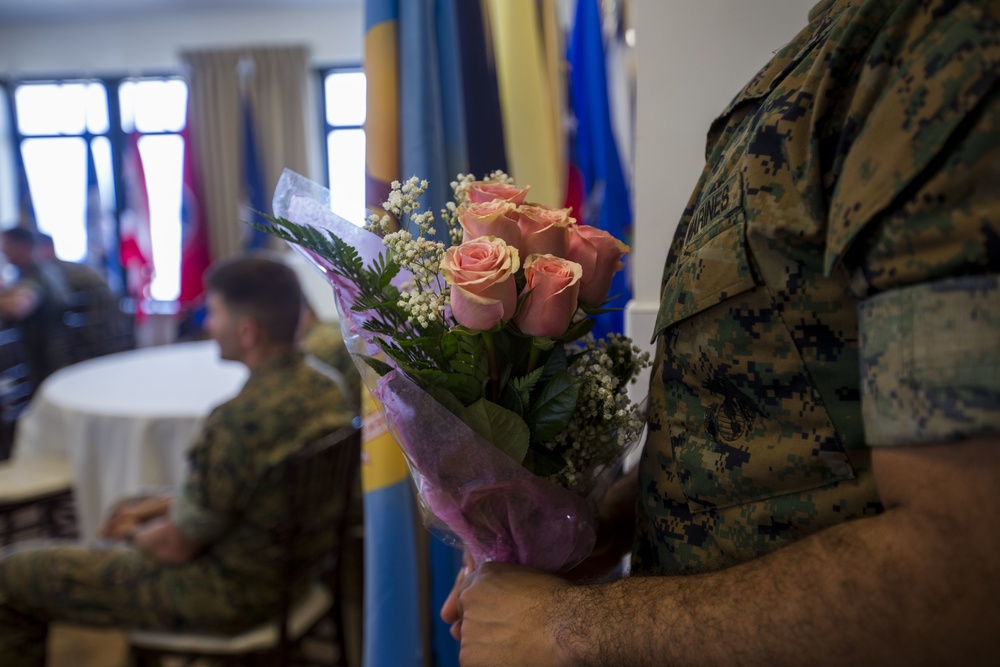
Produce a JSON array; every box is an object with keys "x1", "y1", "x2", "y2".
[{"x1": 652, "y1": 177, "x2": 855, "y2": 513}]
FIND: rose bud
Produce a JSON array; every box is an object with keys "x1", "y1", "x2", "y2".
[
  {"x1": 464, "y1": 181, "x2": 530, "y2": 206},
  {"x1": 515, "y1": 254, "x2": 582, "y2": 338},
  {"x1": 441, "y1": 237, "x2": 520, "y2": 331},
  {"x1": 517, "y1": 204, "x2": 575, "y2": 260},
  {"x1": 566, "y1": 224, "x2": 630, "y2": 307},
  {"x1": 457, "y1": 200, "x2": 522, "y2": 252}
]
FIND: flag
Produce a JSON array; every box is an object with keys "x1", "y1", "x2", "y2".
[
  {"x1": 362, "y1": 4, "x2": 424, "y2": 667},
  {"x1": 359, "y1": 385, "x2": 423, "y2": 667},
  {"x1": 240, "y1": 98, "x2": 270, "y2": 250},
  {"x1": 568, "y1": 0, "x2": 633, "y2": 337},
  {"x1": 16, "y1": 158, "x2": 37, "y2": 231},
  {"x1": 118, "y1": 132, "x2": 153, "y2": 303},
  {"x1": 397, "y1": 3, "x2": 468, "y2": 663},
  {"x1": 363, "y1": 1, "x2": 473, "y2": 664},
  {"x1": 178, "y1": 127, "x2": 211, "y2": 305},
  {"x1": 454, "y1": 0, "x2": 507, "y2": 177},
  {"x1": 84, "y1": 139, "x2": 110, "y2": 277},
  {"x1": 398, "y1": 0, "x2": 467, "y2": 243},
  {"x1": 364, "y1": 0, "x2": 399, "y2": 213},
  {"x1": 485, "y1": 0, "x2": 564, "y2": 207}
]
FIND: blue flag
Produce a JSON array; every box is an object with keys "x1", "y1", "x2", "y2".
[
  {"x1": 568, "y1": 0, "x2": 633, "y2": 337},
  {"x1": 241, "y1": 98, "x2": 270, "y2": 250}
]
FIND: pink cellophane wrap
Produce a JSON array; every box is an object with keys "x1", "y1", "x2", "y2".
[{"x1": 274, "y1": 169, "x2": 599, "y2": 571}]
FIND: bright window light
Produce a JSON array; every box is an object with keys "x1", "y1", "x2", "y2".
[
  {"x1": 21, "y1": 137, "x2": 88, "y2": 261},
  {"x1": 119, "y1": 78, "x2": 187, "y2": 134},
  {"x1": 15, "y1": 82, "x2": 108, "y2": 136},
  {"x1": 324, "y1": 71, "x2": 366, "y2": 126},
  {"x1": 137, "y1": 134, "x2": 184, "y2": 302},
  {"x1": 327, "y1": 129, "x2": 366, "y2": 226}
]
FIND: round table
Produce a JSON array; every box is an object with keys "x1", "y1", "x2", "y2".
[{"x1": 14, "y1": 341, "x2": 249, "y2": 540}]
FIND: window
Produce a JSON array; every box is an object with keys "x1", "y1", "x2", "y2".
[
  {"x1": 14, "y1": 81, "x2": 113, "y2": 264},
  {"x1": 119, "y1": 76, "x2": 187, "y2": 301},
  {"x1": 320, "y1": 68, "x2": 366, "y2": 226},
  {"x1": 9, "y1": 76, "x2": 188, "y2": 301}
]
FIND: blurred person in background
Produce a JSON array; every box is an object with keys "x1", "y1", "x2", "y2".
[
  {"x1": 35, "y1": 233, "x2": 134, "y2": 360},
  {"x1": 0, "y1": 255, "x2": 356, "y2": 667},
  {"x1": 0, "y1": 227, "x2": 70, "y2": 386}
]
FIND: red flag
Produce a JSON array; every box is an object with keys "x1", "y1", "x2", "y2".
[
  {"x1": 118, "y1": 132, "x2": 153, "y2": 304},
  {"x1": 178, "y1": 127, "x2": 211, "y2": 305}
]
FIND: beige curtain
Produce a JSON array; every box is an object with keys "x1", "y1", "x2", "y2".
[{"x1": 181, "y1": 45, "x2": 310, "y2": 261}]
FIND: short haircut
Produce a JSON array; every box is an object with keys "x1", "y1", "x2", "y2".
[
  {"x1": 1, "y1": 227, "x2": 36, "y2": 247},
  {"x1": 204, "y1": 255, "x2": 303, "y2": 345},
  {"x1": 36, "y1": 233, "x2": 55, "y2": 250}
]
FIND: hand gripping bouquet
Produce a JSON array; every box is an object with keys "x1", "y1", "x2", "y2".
[{"x1": 263, "y1": 169, "x2": 649, "y2": 573}]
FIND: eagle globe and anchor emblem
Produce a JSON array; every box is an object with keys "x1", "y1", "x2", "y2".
[{"x1": 703, "y1": 373, "x2": 766, "y2": 444}]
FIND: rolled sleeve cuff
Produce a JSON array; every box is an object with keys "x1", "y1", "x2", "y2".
[
  {"x1": 170, "y1": 492, "x2": 228, "y2": 543},
  {"x1": 858, "y1": 275, "x2": 1000, "y2": 447}
]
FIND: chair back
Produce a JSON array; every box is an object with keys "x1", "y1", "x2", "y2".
[
  {"x1": 0, "y1": 325, "x2": 35, "y2": 460},
  {"x1": 276, "y1": 422, "x2": 361, "y2": 661},
  {"x1": 59, "y1": 288, "x2": 135, "y2": 365}
]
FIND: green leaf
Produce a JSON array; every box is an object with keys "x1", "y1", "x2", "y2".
[
  {"x1": 531, "y1": 336, "x2": 555, "y2": 351},
  {"x1": 378, "y1": 258, "x2": 401, "y2": 288},
  {"x1": 499, "y1": 383, "x2": 525, "y2": 417},
  {"x1": 524, "y1": 445, "x2": 568, "y2": 477},
  {"x1": 360, "y1": 355, "x2": 394, "y2": 377},
  {"x1": 510, "y1": 367, "x2": 544, "y2": 405},
  {"x1": 557, "y1": 317, "x2": 595, "y2": 343},
  {"x1": 422, "y1": 383, "x2": 468, "y2": 418},
  {"x1": 527, "y1": 370, "x2": 582, "y2": 443},
  {"x1": 463, "y1": 398, "x2": 531, "y2": 464},
  {"x1": 410, "y1": 369, "x2": 482, "y2": 405},
  {"x1": 440, "y1": 331, "x2": 460, "y2": 361},
  {"x1": 580, "y1": 305, "x2": 624, "y2": 316},
  {"x1": 541, "y1": 342, "x2": 568, "y2": 380}
]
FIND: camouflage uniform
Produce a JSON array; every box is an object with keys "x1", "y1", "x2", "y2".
[
  {"x1": 634, "y1": 0, "x2": 1000, "y2": 575},
  {"x1": 0, "y1": 351, "x2": 354, "y2": 667},
  {"x1": 300, "y1": 319, "x2": 363, "y2": 413},
  {"x1": 48, "y1": 259, "x2": 134, "y2": 362}
]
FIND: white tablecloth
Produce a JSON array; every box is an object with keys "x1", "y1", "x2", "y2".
[{"x1": 14, "y1": 340, "x2": 249, "y2": 539}]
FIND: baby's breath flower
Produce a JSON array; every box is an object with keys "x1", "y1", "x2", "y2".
[
  {"x1": 538, "y1": 333, "x2": 651, "y2": 493},
  {"x1": 369, "y1": 177, "x2": 452, "y2": 326}
]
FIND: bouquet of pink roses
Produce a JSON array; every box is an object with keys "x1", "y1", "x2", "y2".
[{"x1": 263, "y1": 169, "x2": 648, "y2": 572}]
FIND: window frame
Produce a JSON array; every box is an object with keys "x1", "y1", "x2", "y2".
[
  {"x1": 316, "y1": 64, "x2": 366, "y2": 219},
  {"x1": 2, "y1": 71, "x2": 183, "y2": 297}
]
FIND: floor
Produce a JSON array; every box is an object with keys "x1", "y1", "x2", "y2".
[
  {"x1": 49, "y1": 625, "x2": 128, "y2": 667},
  {"x1": 48, "y1": 622, "x2": 344, "y2": 667}
]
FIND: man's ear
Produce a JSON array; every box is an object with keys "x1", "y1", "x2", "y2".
[{"x1": 237, "y1": 315, "x2": 262, "y2": 349}]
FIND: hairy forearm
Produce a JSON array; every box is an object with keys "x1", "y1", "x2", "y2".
[{"x1": 556, "y1": 441, "x2": 1000, "y2": 666}]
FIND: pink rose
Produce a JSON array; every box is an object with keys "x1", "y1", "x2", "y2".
[
  {"x1": 566, "y1": 224, "x2": 630, "y2": 307},
  {"x1": 515, "y1": 254, "x2": 582, "y2": 337},
  {"x1": 516, "y1": 204, "x2": 575, "y2": 259},
  {"x1": 464, "y1": 181, "x2": 530, "y2": 205},
  {"x1": 441, "y1": 237, "x2": 520, "y2": 331},
  {"x1": 457, "y1": 200, "x2": 522, "y2": 251}
]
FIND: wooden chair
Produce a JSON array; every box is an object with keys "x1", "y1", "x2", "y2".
[
  {"x1": 0, "y1": 456, "x2": 75, "y2": 545},
  {"x1": 0, "y1": 324, "x2": 35, "y2": 461},
  {"x1": 126, "y1": 423, "x2": 362, "y2": 666}
]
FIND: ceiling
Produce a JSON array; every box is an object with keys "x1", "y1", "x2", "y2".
[{"x1": 0, "y1": 0, "x2": 357, "y2": 22}]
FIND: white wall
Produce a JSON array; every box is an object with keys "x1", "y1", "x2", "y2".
[
  {"x1": 0, "y1": 4, "x2": 364, "y2": 181},
  {"x1": 626, "y1": 0, "x2": 814, "y2": 395},
  {"x1": 0, "y1": 5, "x2": 363, "y2": 74}
]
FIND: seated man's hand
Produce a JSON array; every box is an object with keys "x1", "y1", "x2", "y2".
[{"x1": 99, "y1": 495, "x2": 173, "y2": 540}]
